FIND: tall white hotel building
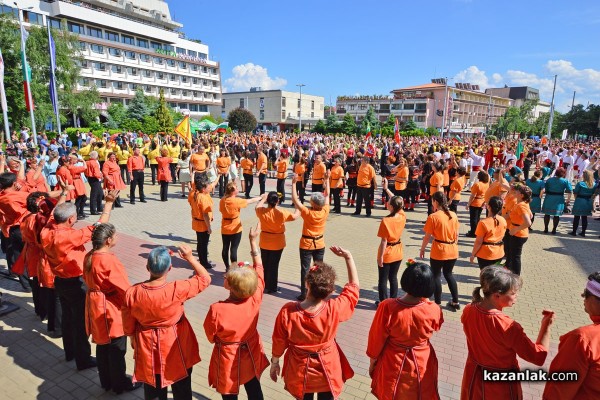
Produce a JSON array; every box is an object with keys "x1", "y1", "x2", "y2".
[{"x1": 3, "y1": 0, "x2": 222, "y2": 118}]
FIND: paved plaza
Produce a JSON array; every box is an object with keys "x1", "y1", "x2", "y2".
[{"x1": 1, "y1": 173, "x2": 599, "y2": 400}]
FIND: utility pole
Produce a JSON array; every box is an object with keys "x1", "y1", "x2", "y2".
[
  {"x1": 546, "y1": 74, "x2": 557, "y2": 139},
  {"x1": 296, "y1": 84, "x2": 305, "y2": 132},
  {"x1": 571, "y1": 90, "x2": 576, "y2": 110}
]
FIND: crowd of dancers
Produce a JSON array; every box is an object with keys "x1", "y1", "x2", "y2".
[{"x1": 0, "y1": 130, "x2": 599, "y2": 399}]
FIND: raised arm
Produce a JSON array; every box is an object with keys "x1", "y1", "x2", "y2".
[
  {"x1": 291, "y1": 174, "x2": 303, "y2": 209},
  {"x1": 329, "y1": 246, "x2": 359, "y2": 286},
  {"x1": 178, "y1": 243, "x2": 211, "y2": 281},
  {"x1": 249, "y1": 224, "x2": 262, "y2": 266},
  {"x1": 381, "y1": 178, "x2": 394, "y2": 199}
]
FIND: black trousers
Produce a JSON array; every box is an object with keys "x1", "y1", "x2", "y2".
[
  {"x1": 303, "y1": 392, "x2": 333, "y2": 400},
  {"x1": 261, "y1": 248, "x2": 283, "y2": 292},
  {"x1": 468, "y1": 206, "x2": 483, "y2": 234},
  {"x1": 507, "y1": 235, "x2": 527, "y2": 275},
  {"x1": 276, "y1": 178, "x2": 286, "y2": 203},
  {"x1": 144, "y1": 367, "x2": 192, "y2": 400},
  {"x1": 222, "y1": 232, "x2": 242, "y2": 270},
  {"x1": 97, "y1": 336, "x2": 129, "y2": 392},
  {"x1": 170, "y1": 163, "x2": 177, "y2": 184},
  {"x1": 150, "y1": 164, "x2": 158, "y2": 185},
  {"x1": 130, "y1": 170, "x2": 145, "y2": 202},
  {"x1": 449, "y1": 199, "x2": 459, "y2": 213},
  {"x1": 477, "y1": 257, "x2": 503, "y2": 269},
  {"x1": 40, "y1": 286, "x2": 61, "y2": 333},
  {"x1": 243, "y1": 173, "x2": 254, "y2": 198},
  {"x1": 75, "y1": 195, "x2": 88, "y2": 217},
  {"x1": 54, "y1": 276, "x2": 92, "y2": 369},
  {"x1": 120, "y1": 164, "x2": 130, "y2": 184},
  {"x1": 427, "y1": 196, "x2": 434, "y2": 215},
  {"x1": 29, "y1": 276, "x2": 44, "y2": 318},
  {"x1": 331, "y1": 188, "x2": 342, "y2": 213},
  {"x1": 355, "y1": 187, "x2": 372, "y2": 215},
  {"x1": 430, "y1": 258, "x2": 458, "y2": 304},
  {"x1": 196, "y1": 231, "x2": 210, "y2": 268},
  {"x1": 159, "y1": 181, "x2": 169, "y2": 201},
  {"x1": 378, "y1": 260, "x2": 402, "y2": 301},
  {"x1": 312, "y1": 183, "x2": 323, "y2": 194},
  {"x1": 347, "y1": 186, "x2": 356, "y2": 204},
  {"x1": 88, "y1": 177, "x2": 103, "y2": 214},
  {"x1": 299, "y1": 248, "x2": 325, "y2": 297},
  {"x1": 6, "y1": 226, "x2": 23, "y2": 272},
  {"x1": 258, "y1": 173, "x2": 266, "y2": 195},
  {"x1": 221, "y1": 377, "x2": 264, "y2": 400},
  {"x1": 218, "y1": 174, "x2": 229, "y2": 198},
  {"x1": 573, "y1": 215, "x2": 588, "y2": 233},
  {"x1": 296, "y1": 182, "x2": 306, "y2": 203}
]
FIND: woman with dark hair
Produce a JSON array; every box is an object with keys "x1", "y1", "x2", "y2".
[
  {"x1": 420, "y1": 191, "x2": 460, "y2": 311},
  {"x1": 465, "y1": 171, "x2": 490, "y2": 237},
  {"x1": 241, "y1": 151, "x2": 255, "y2": 199},
  {"x1": 569, "y1": 169, "x2": 597, "y2": 237},
  {"x1": 270, "y1": 246, "x2": 359, "y2": 400},
  {"x1": 68, "y1": 154, "x2": 88, "y2": 220},
  {"x1": 55, "y1": 156, "x2": 76, "y2": 201},
  {"x1": 526, "y1": 169, "x2": 545, "y2": 229},
  {"x1": 156, "y1": 148, "x2": 173, "y2": 202},
  {"x1": 470, "y1": 196, "x2": 506, "y2": 269},
  {"x1": 255, "y1": 191, "x2": 300, "y2": 293},
  {"x1": 367, "y1": 261, "x2": 442, "y2": 400},
  {"x1": 427, "y1": 162, "x2": 443, "y2": 215},
  {"x1": 461, "y1": 266, "x2": 554, "y2": 400},
  {"x1": 148, "y1": 141, "x2": 160, "y2": 185},
  {"x1": 506, "y1": 185, "x2": 533, "y2": 275},
  {"x1": 122, "y1": 245, "x2": 211, "y2": 400},
  {"x1": 102, "y1": 152, "x2": 126, "y2": 208},
  {"x1": 188, "y1": 175, "x2": 217, "y2": 270},
  {"x1": 376, "y1": 179, "x2": 407, "y2": 307},
  {"x1": 216, "y1": 149, "x2": 232, "y2": 198},
  {"x1": 393, "y1": 157, "x2": 409, "y2": 209},
  {"x1": 541, "y1": 167, "x2": 572, "y2": 234},
  {"x1": 83, "y1": 223, "x2": 140, "y2": 394},
  {"x1": 220, "y1": 182, "x2": 261, "y2": 270},
  {"x1": 543, "y1": 272, "x2": 600, "y2": 399},
  {"x1": 448, "y1": 166, "x2": 467, "y2": 213}
]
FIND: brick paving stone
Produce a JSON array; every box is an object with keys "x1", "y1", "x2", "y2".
[{"x1": 1, "y1": 173, "x2": 599, "y2": 399}]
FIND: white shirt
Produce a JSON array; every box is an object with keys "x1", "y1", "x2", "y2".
[{"x1": 468, "y1": 149, "x2": 485, "y2": 167}]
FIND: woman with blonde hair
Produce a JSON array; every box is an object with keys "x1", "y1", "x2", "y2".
[
  {"x1": 461, "y1": 266, "x2": 554, "y2": 400},
  {"x1": 569, "y1": 169, "x2": 598, "y2": 237}
]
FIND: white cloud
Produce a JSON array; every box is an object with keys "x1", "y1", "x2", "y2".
[
  {"x1": 224, "y1": 63, "x2": 287, "y2": 92},
  {"x1": 453, "y1": 61, "x2": 600, "y2": 112}
]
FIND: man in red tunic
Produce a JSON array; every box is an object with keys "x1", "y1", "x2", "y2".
[{"x1": 40, "y1": 189, "x2": 119, "y2": 371}]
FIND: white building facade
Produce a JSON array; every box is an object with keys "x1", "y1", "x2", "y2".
[
  {"x1": 211, "y1": 89, "x2": 325, "y2": 132},
  {"x1": 3, "y1": 0, "x2": 221, "y2": 118}
]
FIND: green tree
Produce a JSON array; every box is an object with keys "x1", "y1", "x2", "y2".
[
  {"x1": 425, "y1": 126, "x2": 438, "y2": 137},
  {"x1": 314, "y1": 119, "x2": 326, "y2": 134},
  {"x1": 127, "y1": 88, "x2": 149, "y2": 121},
  {"x1": 380, "y1": 114, "x2": 395, "y2": 137},
  {"x1": 341, "y1": 113, "x2": 357, "y2": 135},
  {"x1": 228, "y1": 107, "x2": 257, "y2": 132},
  {"x1": 325, "y1": 114, "x2": 340, "y2": 134},
  {"x1": 142, "y1": 115, "x2": 160, "y2": 134},
  {"x1": 363, "y1": 106, "x2": 380, "y2": 133},
  {"x1": 62, "y1": 87, "x2": 101, "y2": 127},
  {"x1": 105, "y1": 102, "x2": 127, "y2": 129},
  {"x1": 401, "y1": 119, "x2": 418, "y2": 132},
  {"x1": 120, "y1": 118, "x2": 142, "y2": 132},
  {"x1": 154, "y1": 88, "x2": 173, "y2": 133},
  {"x1": 0, "y1": 14, "x2": 81, "y2": 131}
]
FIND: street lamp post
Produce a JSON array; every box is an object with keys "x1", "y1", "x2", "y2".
[{"x1": 296, "y1": 83, "x2": 305, "y2": 133}]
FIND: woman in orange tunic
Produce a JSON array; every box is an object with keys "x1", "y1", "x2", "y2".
[
  {"x1": 204, "y1": 226, "x2": 270, "y2": 400},
  {"x1": 55, "y1": 156, "x2": 76, "y2": 201},
  {"x1": 420, "y1": 192, "x2": 460, "y2": 311},
  {"x1": 448, "y1": 167, "x2": 467, "y2": 213},
  {"x1": 255, "y1": 191, "x2": 299, "y2": 293},
  {"x1": 156, "y1": 148, "x2": 173, "y2": 202},
  {"x1": 68, "y1": 154, "x2": 88, "y2": 220},
  {"x1": 427, "y1": 162, "x2": 444, "y2": 215},
  {"x1": 461, "y1": 266, "x2": 554, "y2": 400},
  {"x1": 505, "y1": 184, "x2": 532, "y2": 275},
  {"x1": 270, "y1": 246, "x2": 360, "y2": 400},
  {"x1": 122, "y1": 244, "x2": 212, "y2": 400},
  {"x1": 25, "y1": 156, "x2": 49, "y2": 192},
  {"x1": 367, "y1": 261, "x2": 443, "y2": 400},
  {"x1": 465, "y1": 171, "x2": 490, "y2": 237},
  {"x1": 220, "y1": 182, "x2": 261, "y2": 270},
  {"x1": 294, "y1": 157, "x2": 307, "y2": 203},
  {"x1": 394, "y1": 158, "x2": 409, "y2": 209},
  {"x1": 543, "y1": 272, "x2": 600, "y2": 400},
  {"x1": 217, "y1": 149, "x2": 232, "y2": 198},
  {"x1": 102, "y1": 152, "x2": 126, "y2": 208},
  {"x1": 376, "y1": 179, "x2": 407, "y2": 306},
  {"x1": 83, "y1": 224, "x2": 140, "y2": 394},
  {"x1": 241, "y1": 151, "x2": 255, "y2": 199},
  {"x1": 470, "y1": 196, "x2": 507, "y2": 269}
]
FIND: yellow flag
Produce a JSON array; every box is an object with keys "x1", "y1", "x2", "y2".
[{"x1": 174, "y1": 116, "x2": 192, "y2": 144}]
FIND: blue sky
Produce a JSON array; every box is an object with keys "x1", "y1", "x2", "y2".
[{"x1": 169, "y1": 0, "x2": 600, "y2": 112}]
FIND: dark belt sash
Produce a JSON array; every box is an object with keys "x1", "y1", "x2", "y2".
[
  {"x1": 386, "y1": 239, "x2": 402, "y2": 247},
  {"x1": 482, "y1": 241, "x2": 503, "y2": 246},
  {"x1": 434, "y1": 238, "x2": 456, "y2": 245},
  {"x1": 302, "y1": 234, "x2": 324, "y2": 248},
  {"x1": 545, "y1": 191, "x2": 565, "y2": 196}
]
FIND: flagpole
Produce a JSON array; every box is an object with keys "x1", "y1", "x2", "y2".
[
  {"x1": 546, "y1": 74, "x2": 557, "y2": 142},
  {"x1": 17, "y1": 7, "x2": 37, "y2": 146},
  {"x1": 47, "y1": 23, "x2": 61, "y2": 135},
  {"x1": 0, "y1": 49, "x2": 10, "y2": 142}
]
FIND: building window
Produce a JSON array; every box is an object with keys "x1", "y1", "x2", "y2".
[
  {"x1": 124, "y1": 51, "x2": 136, "y2": 60},
  {"x1": 349, "y1": 104, "x2": 355, "y2": 110},
  {"x1": 182, "y1": 90, "x2": 188, "y2": 96},
  {"x1": 282, "y1": 97, "x2": 286, "y2": 107},
  {"x1": 213, "y1": 81, "x2": 218, "y2": 87},
  {"x1": 137, "y1": 38, "x2": 149, "y2": 48},
  {"x1": 212, "y1": 68, "x2": 217, "y2": 74},
  {"x1": 79, "y1": 60, "x2": 89, "y2": 68},
  {"x1": 166, "y1": 59, "x2": 176, "y2": 67},
  {"x1": 403, "y1": 103, "x2": 414, "y2": 110},
  {"x1": 90, "y1": 44, "x2": 104, "y2": 54},
  {"x1": 181, "y1": 76, "x2": 188, "y2": 83},
  {"x1": 193, "y1": 91, "x2": 199, "y2": 98},
  {"x1": 78, "y1": 41, "x2": 86, "y2": 50},
  {"x1": 199, "y1": 105, "x2": 208, "y2": 112},
  {"x1": 311, "y1": 100, "x2": 315, "y2": 110},
  {"x1": 170, "y1": 88, "x2": 178, "y2": 95},
  {"x1": 96, "y1": 79, "x2": 107, "y2": 88},
  {"x1": 203, "y1": 66, "x2": 208, "y2": 73},
  {"x1": 151, "y1": 41, "x2": 161, "y2": 50},
  {"x1": 68, "y1": 22, "x2": 83, "y2": 34},
  {"x1": 108, "y1": 47, "x2": 121, "y2": 57},
  {"x1": 112, "y1": 65, "x2": 122, "y2": 73},
  {"x1": 144, "y1": 70, "x2": 152, "y2": 78},
  {"x1": 281, "y1": 110, "x2": 286, "y2": 119},
  {"x1": 113, "y1": 82, "x2": 124, "y2": 90},
  {"x1": 415, "y1": 116, "x2": 426, "y2": 122},
  {"x1": 203, "y1": 79, "x2": 208, "y2": 86},
  {"x1": 144, "y1": 85, "x2": 152, "y2": 93},
  {"x1": 129, "y1": 68, "x2": 138, "y2": 76},
  {"x1": 154, "y1": 57, "x2": 163, "y2": 65},
  {"x1": 105, "y1": 30, "x2": 119, "y2": 42},
  {"x1": 415, "y1": 103, "x2": 427, "y2": 111},
  {"x1": 188, "y1": 50, "x2": 197, "y2": 57},
  {"x1": 87, "y1": 27, "x2": 102, "y2": 38},
  {"x1": 192, "y1": 78, "x2": 199, "y2": 85},
  {"x1": 129, "y1": 83, "x2": 138, "y2": 90},
  {"x1": 164, "y1": 45, "x2": 174, "y2": 52},
  {"x1": 176, "y1": 47, "x2": 186, "y2": 54},
  {"x1": 79, "y1": 78, "x2": 89, "y2": 87},
  {"x1": 140, "y1": 54, "x2": 151, "y2": 63},
  {"x1": 240, "y1": 98, "x2": 244, "y2": 108},
  {"x1": 359, "y1": 104, "x2": 367, "y2": 110},
  {"x1": 48, "y1": 17, "x2": 61, "y2": 29},
  {"x1": 259, "y1": 110, "x2": 265, "y2": 120},
  {"x1": 222, "y1": 99, "x2": 225, "y2": 108},
  {"x1": 121, "y1": 35, "x2": 134, "y2": 45},
  {"x1": 189, "y1": 104, "x2": 198, "y2": 112},
  {"x1": 170, "y1": 74, "x2": 177, "y2": 82},
  {"x1": 311, "y1": 112, "x2": 314, "y2": 118},
  {"x1": 179, "y1": 62, "x2": 187, "y2": 69},
  {"x1": 157, "y1": 72, "x2": 165, "y2": 80},
  {"x1": 192, "y1": 65, "x2": 198, "y2": 71}
]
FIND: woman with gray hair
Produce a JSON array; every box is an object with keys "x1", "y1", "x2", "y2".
[
  {"x1": 122, "y1": 244, "x2": 212, "y2": 400},
  {"x1": 291, "y1": 171, "x2": 330, "y2": 301}
]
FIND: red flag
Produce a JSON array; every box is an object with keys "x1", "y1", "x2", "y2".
[
  {"x1": 365, "y1": 143, "x2": 376, "y2": 158},
  {"x1": 394, "y1": 117, "x2": 400, "y2": 144}
]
